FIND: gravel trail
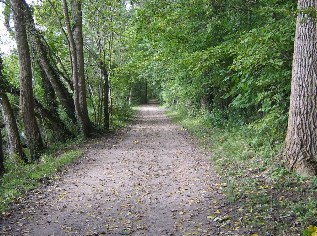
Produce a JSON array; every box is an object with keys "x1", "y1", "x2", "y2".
[{"x1": 0, "y1": 104, "x2": 238, "y2": 236}]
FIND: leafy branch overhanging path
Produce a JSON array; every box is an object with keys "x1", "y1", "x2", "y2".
[{"x1": 0, "y1": 104, "x2": 244, "y2": 235}]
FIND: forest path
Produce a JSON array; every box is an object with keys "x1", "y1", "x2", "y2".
[{"x1": 0, "y1": 104, "x2": 241, "y2": 236}]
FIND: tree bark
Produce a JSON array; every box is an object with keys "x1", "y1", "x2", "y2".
[
  {"x1": 21, "y1": 1, "x2": 76, "y2": 123},
  {"x1": 32, "y1": 35, "x2": 76, "y2": 123},
  {"x1": 128, "y1": 86, "x2": 133, "y2": 105},
  {"x1": 0, "y1": 92, "x2": 26, "y2": 161},
  {"x1": 72, "y1": 0, "x2": 91, "y2": 133},
  {"x1": 100, "y1": 62, "x2": 109, "y2": 130},
  {"x1": 37, "y1": 61, "x2": 58, "y2": 113},
  {"x1": 62, "y1": 0, "x2": 91, "y2": 137},
  {"x1": 34, "y1": 101, "x2": 73, "y2": 141},
  {"x1": 0, "y1": 125, "x2": 5, "y2": 176},
  {"x1": 281, "y1": 0, "x2": 317, "y2": 176},
  {"x1": 12, "y1": 0, "x2": 44, "y2": 160}
]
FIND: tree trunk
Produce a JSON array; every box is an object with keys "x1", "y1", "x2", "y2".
[
  {"x1": 62, "y1": 0, "x2": 91, "y2": 137},
  {"x1": 12, "y1": 0, "x2": 44, "y2": 161},
  {"x1": 72, "y1": 0, "x2": 91, "y2": 133},
  {"x1": 100, "y1": 62, "x2": 109, "y2": 130},
  {"x1": 0, "y1": 92, "x2": 26, "y2": 161},
  {"x1": 37, "y1": 61, "x2": 58, "y2": 113},
  {"x1": 34, "y1": 101, "x2": 73, "y2": 142},
  {"x1": 21, "y1": 0, "x2": 76, "y2": 123},
  {"x1": 0, "y1": 125, "x2": 5, "y2": 176},
  {"x1": 144, "y1": 81, "x2": 148, "y2": 104},
  {"x1": 128, "y1": 86, "x2": 133, "y2": 105},
  {"x1": 281, "y1": 0, "x2": 317, "y2": 176},
  {"x1": 32, "y1": 35, "x2": 76, "y2": 123}
]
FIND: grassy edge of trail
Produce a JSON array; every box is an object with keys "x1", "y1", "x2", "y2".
[
  {"x1": 167, "y1": 108, "x2": 317, "y2": 235},
  {"x1": 0, "y1": 108, "x2": 135, "y2": 214},
  {"x1": 0, "y1": 144, "x2": 83, "y2": 214}
]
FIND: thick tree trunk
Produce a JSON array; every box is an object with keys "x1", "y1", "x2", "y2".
[
  {"x1": 32, "y1": 36, "x2": 76, "y2": 123},
  {"x1": 62, "y1": 0, "x2": 91, "y2": 137},
  {"x1": 21, "y1": 0, "x2": 76, "y2": 123},
  {"x1": 0, "y1": 92, "x2": 26, "y2": 161},
  {"x1": 12, "y1": 0, "x2": 44, "y2": 160},
  {"x1": 0, "y1": 125, "x2": 5, "y2": 176},
  {"x1": 281, "y1": 0, "x2": 317, "y2": 176}
]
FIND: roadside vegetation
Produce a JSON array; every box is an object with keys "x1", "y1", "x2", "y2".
[{"x1": 168, "y1": 108, "x2": 317, "y2": 235}]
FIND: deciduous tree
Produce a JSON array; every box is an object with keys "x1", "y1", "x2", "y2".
[
  {"x1": 11, "y1": 0, "x2": 44, "y2": 160},
  {"x1": 62, "y1": 0, "x2": 91, "y2": 137},
  {"x1": 0, "y1": 123, "x2": 4, "y2": 176},
  {"x1": 281, "y1": 0, "x2": 317, "y2": 176}
]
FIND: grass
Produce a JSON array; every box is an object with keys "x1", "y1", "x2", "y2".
[
  {"x1": 0, "y1": 148, "x2": 82, "y2": 213},
  {"x1": 167, "y1": 107, "x2": 317, "y2": 235},
  {"x1": 0, "y1": 106, "x2": 134, "y2": 214}
]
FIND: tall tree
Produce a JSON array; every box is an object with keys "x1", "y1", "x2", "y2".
[
  {"x1": 281, "y1": 0, "x2": 317, "y2": 176},
  {"x1": 11, "y1": 0, "x2": 44, "y2": 160},
  {"x1": 21, "y1": 1, "x2": 77, "y2": 123},
  {"x1": 0, "y1": 124, "x2": 4, "y2": 176},
  {"x1": 0, "y1": 92, "x2": 26, "y2": 161},
  {"x1": 0, "y1": 55, "x2": 26, "y2": 161},
  {"x1": 62, "y1": 0, "x2": 91, "y2": 137}
]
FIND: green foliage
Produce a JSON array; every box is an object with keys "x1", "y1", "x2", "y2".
[
  {"x1": 122, "y1": 0, "x2": 296, "y2": 144},
  {"x1": 304, "y1": 225, "x2": 317, "y2": 236},
  {"x1": 0, "y1": 149, "x2": 82, "y2": 212},
  {"x1": 168, "y1": 107, "x2": 317, "y2": 234},
  {"x1": 111, "y1": 100, "x2": 135, "y2": 129}
]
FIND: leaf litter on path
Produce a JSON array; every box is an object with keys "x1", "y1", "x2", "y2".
[{"x1": 0, "y1": 104, "x2": 248, "y2": 235}]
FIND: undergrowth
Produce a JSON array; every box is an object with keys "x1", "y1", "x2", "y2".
[
  {"x1": 167, "y1": 107, "x2": 317, "y2": 235},
  {"x1": 0, "y1": 106, "x2": 135, "y2": 214},
  {"x1": 0, "y1": 149, "x2": 82, "y2": 213}
]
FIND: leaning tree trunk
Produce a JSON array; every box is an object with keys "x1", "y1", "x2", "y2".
[
  {"x1": 0, "y1": 92, "x2": 26, "y2": 162},
  {"x1": 34, "y1": 101, "x2": 73, "y2": 141},
  {"x1": 12, "y1": 0, "x2": 43, "y2": 160},
  {"x1": 0, "y1": 124, "x2": 5, "y2": 176},
  {"x1": 21, "y1": 0, "x2": 77, "y2": 123},
  {"x1": 281, "y1": 0, "x2": 317, "y2": 176}
]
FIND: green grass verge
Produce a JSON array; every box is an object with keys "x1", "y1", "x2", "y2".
[
  {"x1": 0, "y1": 149, "x2": 82, "y2": 213},
  {"x1": 167, "y1": 108, "x2": 317, "y2": 235},
  {"x1": 0, "y1": 106, "x2": 134, "y2": 214}
]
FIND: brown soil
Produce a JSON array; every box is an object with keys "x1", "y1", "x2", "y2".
[{"x1": 0, "y1": 104, "x2": 247, "y2": 236}]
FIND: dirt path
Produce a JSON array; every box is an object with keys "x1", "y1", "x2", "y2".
[{"x1": 0, "y1": 104, "x2": 243, "y2": 236}]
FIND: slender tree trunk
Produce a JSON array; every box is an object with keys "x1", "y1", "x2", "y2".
[
  {"x1": 0, "y1": 125, "x2": 5, "y2": 176},
  {"x1": 62, "y1": 0, "x2": 91, "y2": 137},
  {"x1": 145, "y1": 81, "x2": 148, "y2": 104},
  {"x1": 100, "y1": 62, "x2": 109, "y2": 130},
  {"x1": 72, "y1": 0, "x2": 91, "y2": 133},
  {"x1": 128, "y1": 86, "x2": 133, "y2": 105},
  {"x1": 12, "y1": 0, "x2": 43, "y2": 160},
  {"x1": 0, "y1": 92, "x2": 26, "y2": 161},
  {"x1": 281, "y1": 0, "x2": 317, "y2": 176},
  {"x1": 37, "y1": 61, "x2": 58, "y2": 113}
]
